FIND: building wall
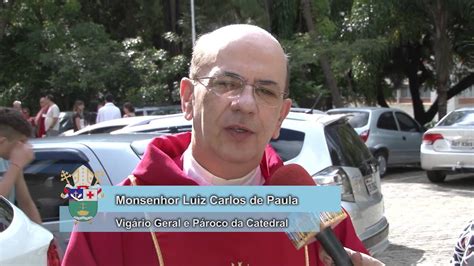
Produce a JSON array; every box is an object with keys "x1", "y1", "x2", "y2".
[{"x1": 389, "y1": 86, "x2": 474, "y2": 122}]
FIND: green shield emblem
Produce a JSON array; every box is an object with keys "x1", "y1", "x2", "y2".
[{"x1": 68, "y1": 200, "x2": 98, "y2": 222}]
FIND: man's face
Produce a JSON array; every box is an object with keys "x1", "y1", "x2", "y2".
[
  {"x1": 0, "y1": 135, "x2": 27, "y2": 160},
  {"x1": 39, "y1": 98, "x2": 47, "y2": 108},
  {"x1": 13, "y1": 102, "x2": 21, "y2": 111},
  {"x1": 181, "y1": 33, "x2": 291, "y2": 177}
]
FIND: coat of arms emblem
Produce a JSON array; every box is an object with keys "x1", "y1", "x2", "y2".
[{"x1": 60, "y1": 165, "x2": 104, "y2": 223}]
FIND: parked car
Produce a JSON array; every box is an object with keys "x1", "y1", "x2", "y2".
[
  {"x1": 58, "y1": 112, "x2": 74, "y2": 134},
  {"x1": 327, "y1": 107, "x2": 424, "y2": 176},
  {"x1": 135, "y1": 105, "x2": 182, "y2": 116},
  {"x1": 111, "y1": 113, "x2": 191, "y2": 134},
  {"x1": 0, "y1": 196, "x2": 59, "y2": 265},
  {"x1": 9, "y1": 112, "x2": 388, "y2": 256},
  {"x1": 420, "y1": 107, "x2": 474, "y2": 183},
  {"x1": 290, "y1": 107, "x2": 325, "y2": 114},
  {"x1": 62, "y1": 115, "x2": 166, "y2": 136}
]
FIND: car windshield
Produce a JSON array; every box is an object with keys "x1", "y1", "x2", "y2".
[
  {"x1": 328, "y1": 111, "x2": 369, "y2": 128},
  {"x1": 325, "y1": 121, "x2": 373, "y2": 168},
  {"x1": 438, "y1": 110, "x2": 474, "y2": 126}
]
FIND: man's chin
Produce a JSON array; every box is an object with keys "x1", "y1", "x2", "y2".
[{"x1": 218, "y1": 149, "x2": 261, "y2": 165}]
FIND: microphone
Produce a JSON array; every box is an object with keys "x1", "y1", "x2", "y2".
[{"x1": 269, "y1": 164, "x2": 353, "y2": 266}]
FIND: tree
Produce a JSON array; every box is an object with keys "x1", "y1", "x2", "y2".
[
  {"x1": 301, "y1": 0, "x2": 343, "y2": 107},
  {"x1": 346, "y1": 0, "x2": 474, "y2": 125}
]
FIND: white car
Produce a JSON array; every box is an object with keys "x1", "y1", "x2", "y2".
[
  {"x1": 112, "y1": 112, "x2": 389, "y2": 255},
  {"x1": 63, "y1": 115, "x2": 168, "y2": 136},
  {"x1": 421, "y1": 108, "x2": 474, "y2": 182},
  {"x1": 111, "y1": 113, "x2": 191, "y2": 134},
  {"x1": 0, "y1": 196, "x2": 59, "y2": 265}
]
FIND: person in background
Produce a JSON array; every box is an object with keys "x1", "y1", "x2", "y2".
[
  {"x1": 122, "y1": 102, "x2": 136, "y2": 118},
  {"x1": 12, "y1": 100, "x2": 22, "y2": 113},
  {"x1": 72, "y1": 100, "x2": 85, "y2": 132},
  {"x1": 34, "y1": 97, "x2": 48, "y2": 138},
  {"x1": 451, "y1": 219, "x2": 474, "y2": 266},
  {"x1": 96, "y1": 93, "x2": 121, "y2": 123},
  {"x1": 43, "y1": 94, "x2": 60, "y2": 137},
  {"x1": 0, "y1": 108, "x2": 41, "y2": 224},
  {"x1": 21, "y1": 107, "x2": 36, "y2": 137}
]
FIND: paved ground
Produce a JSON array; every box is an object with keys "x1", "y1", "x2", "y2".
[{"x1": 374, "y1": 168, "x2": 474, "y2": 265}]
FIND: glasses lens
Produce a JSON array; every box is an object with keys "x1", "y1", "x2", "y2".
[
  {"x1": 209, "y1": 75, "x2": 243, "y2": 97},
  {"x1": 254, "y1": 84, "x2": 282, "y2": 106}
]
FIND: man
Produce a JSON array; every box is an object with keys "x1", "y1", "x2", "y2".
[
  {"x1": 0, "y1": 108, "x2": 41, "y2": 224},
  {"x1": 12, "y1": 100, "x2": 22, "y2": 112},
  {"x1": 34, "y1": 97, "x2": 48, "y2": 138},
  {"x1": 64, "y1": 24, "x2": 381, "y2": 265},
  {"x1": 96, "y1": 93, "x2": 121, "y2": 123},
  {"x1": 44, "y1": 94, "x2": 61, "y2": 137}
]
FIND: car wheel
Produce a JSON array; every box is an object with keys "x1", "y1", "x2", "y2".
[
  {"x1": 426, "y1": 170, "x2": 446, "y2": 183},
  {"x1": 375, "y1": 152, "x2": 387, "y2": 177}
]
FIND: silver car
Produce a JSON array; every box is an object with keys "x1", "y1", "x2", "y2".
[
  {"x1": 327, "y1": 107, "x2": 424, "y2": 176},
  {"x1": 420, "y1": 107, "x2": 474, "y2": 182}
]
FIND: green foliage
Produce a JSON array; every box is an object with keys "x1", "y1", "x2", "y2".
[
  {"x1": 271, "y1": 0, "x2": 298, "y2": 39},
  {"x1": 282, "y1": 34, "x2": 327, "y2": 106},
  {"x1": 1, "y1": 0, "x2": 473, "y2": 116},
  {"x1": 123, "y1": 35, "x2": 188, "y2": 105}
]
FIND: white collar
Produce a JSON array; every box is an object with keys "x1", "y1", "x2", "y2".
[{"x1": 182, "y1": 145, "x2": 264, "y2": 186}]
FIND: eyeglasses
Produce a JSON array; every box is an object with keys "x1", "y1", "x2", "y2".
[{"x1": 193, "y1": 73, "x2": 287, "y2": 107}]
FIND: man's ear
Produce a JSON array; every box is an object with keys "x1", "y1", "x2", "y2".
[
  {"x1": 180, "y1": 78, "x2": 194, "y2": 121},
  {"x1": 272, "y1": 98, "x2": 292, "y2": 139}
]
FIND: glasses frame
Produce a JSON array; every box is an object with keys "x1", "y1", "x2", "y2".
[{"x1": 193, "y1": 74, "x2": 288, "y2": 107}]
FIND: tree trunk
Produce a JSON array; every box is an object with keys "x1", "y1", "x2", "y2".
[
  {"x1": 0, "y1": 0, "x2": 14, "y2": 41},
  {"x1": 301, "y1": 0, "x2": 343, "y2": 108},
  {"x1": 427, "y1": 0, "x2": 451, "y2": 119},
  {"x1": 263, "y1": 0, "x2": 273, "y2": 32},
  {"x1": 424, "y1": 73, "x2": 474, "y2": 124}
]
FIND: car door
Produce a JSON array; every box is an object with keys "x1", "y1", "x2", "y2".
[
  {"x1": 374, "y1": 111, "x2": 405, "y2": 164},
  {"x1": 394, "y1": 112, "x2": 423, "y2": 163},
  {"x1": 22, "y1": 145, "x2": 108, "y2": 256}
]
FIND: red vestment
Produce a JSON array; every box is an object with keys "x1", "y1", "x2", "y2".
[{"x1": 63, "y1": 133, "x2": 368, "y2": 265}]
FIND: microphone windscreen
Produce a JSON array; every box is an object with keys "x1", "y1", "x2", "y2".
[{"x1": 269, "y1": 164, "x2": 316, "y2": 186}]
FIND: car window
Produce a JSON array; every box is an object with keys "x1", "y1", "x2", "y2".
[
  {"x1": 270, "y1": 128, "x2": 305, "y2": 162},
  {"x1": 395, "y1": 112, "x2": 420, "y2": 132},
  {"x1": 438, "y1": 110, "x2": 474, "y2": 126},
  {"x1": 325, "y1": 121, "x2": 373, "y2": 168},
  {"x1": 59, "y1": 112, "x2": 74, "y2": 133},
  {"x1": 327, "y1": 111, "x2": 369, "y2": 128},
  {"x1": 22, "y1": 150, "x2": 92, "y2": 222},
  {"x1": 0, "y1": 197, "x2": 13, "y2": 233},
  {"x1": 376, "y1": 112, "x2": 398, "y2": 131}
]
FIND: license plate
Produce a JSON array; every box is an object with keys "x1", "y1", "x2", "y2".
[
  {"x1": 451, "y1": 139, "x2": 474, "y2": 150},
  {"x1": 365, "y1": 176, "x2": 378, "y2": 195}
]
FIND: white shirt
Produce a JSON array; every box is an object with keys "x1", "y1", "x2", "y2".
[
  {"x1": 44, "y1": 104, "x2": 60, "y2": 130},
  {"x1": 182, "y1": 145, "x2": 264, "y2": 186},
  {"x1": 96, "y1": 103, "x2": 121, "y2": 123}
]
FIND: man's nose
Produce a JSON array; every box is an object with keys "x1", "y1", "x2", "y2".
[{"x1": 231, "y1": 85, "x2": 258, "y2": 112}]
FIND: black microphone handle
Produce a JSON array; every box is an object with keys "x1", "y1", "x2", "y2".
[{"x1": 316, "y1": 227, "x2": 354, "y2": 266}]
